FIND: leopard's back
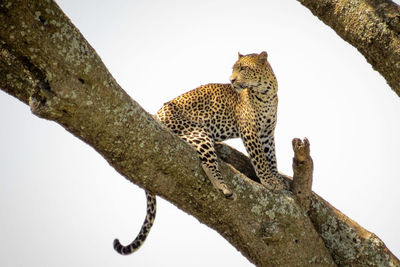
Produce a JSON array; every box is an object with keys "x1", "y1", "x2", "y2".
[{"x1": 157, "y1": 83, "x2": 240, "y2": 141}]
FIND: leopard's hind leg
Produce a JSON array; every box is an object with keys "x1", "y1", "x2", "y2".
[
  {"x1": 180, "y1": 129, "x2": 233, "y2": 198},
  {"x1": 156, "y1": 109, "x2": 233, "y2": 198}
]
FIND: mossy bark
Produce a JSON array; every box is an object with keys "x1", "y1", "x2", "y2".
[{"x1": 0, "y1": 1, "x2": 398, "y2": 266}]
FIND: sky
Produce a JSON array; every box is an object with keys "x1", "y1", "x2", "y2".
[{"x1": 1, "y1": 1, "x2": 399, "y2": 266}]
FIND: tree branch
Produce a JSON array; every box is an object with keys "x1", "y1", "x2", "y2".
[
  {"x1": 296, "y1": 0, "x2": 400, "y2": 97},
  {"x1": 0, "y1": 1, "x2": 398, "y2": 266}
]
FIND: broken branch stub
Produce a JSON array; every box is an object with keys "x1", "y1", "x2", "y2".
[{"x1": 291, "y1": 138, "x2": 313, "y2": 212}]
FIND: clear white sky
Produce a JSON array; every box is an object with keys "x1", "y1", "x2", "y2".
[{"x1": 1, "y1": 1, "x2": 399, "y2": 266}]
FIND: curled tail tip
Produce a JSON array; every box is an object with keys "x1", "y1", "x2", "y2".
[
  {"x1": 113, "y1": 238, "x2": 126, "y2": 255},
  {"x1": 113, "y1": 238, "x2": 120, "y2": 247}
]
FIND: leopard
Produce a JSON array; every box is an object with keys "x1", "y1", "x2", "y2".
[{"x1": 113, "y1": 51, "x2": 285, "y2": 255}]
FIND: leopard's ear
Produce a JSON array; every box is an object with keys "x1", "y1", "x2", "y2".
[
  {"x1": 238, "y1": 52, "x2": 243, "y2": 59},
  {"x1": 258, "y1": 51, "x2": 268, "y2": 64}
]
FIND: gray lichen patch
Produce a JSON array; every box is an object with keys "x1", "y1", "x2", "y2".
[
  {"x1": 230, "y1": 173, "x2": 248, "y2": 194},
  {"x1": 309, "y1": 194, "x2": 400, "y2": 266}
]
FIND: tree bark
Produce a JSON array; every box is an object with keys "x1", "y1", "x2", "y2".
[
  {"x1": 296, "y1": 0, "x2": 400, "y2": 97},
  {"x1": 0, "y1": 1, "x2": 398, "y2": 266}
]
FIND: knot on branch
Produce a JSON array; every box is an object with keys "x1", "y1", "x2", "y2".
[
  {"x1": 29, "y1": 79, "x2": 58, "y2": 119},
  {"x1": 291, "y1": 138, "x2": 313, "y2": 212}
]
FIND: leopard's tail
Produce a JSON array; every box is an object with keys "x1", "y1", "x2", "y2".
[{"x1": 113, "y1": 191, "x2": 156, "y2": 255}]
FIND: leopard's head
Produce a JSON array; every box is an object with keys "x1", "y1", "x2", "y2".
[{"x1": 230, "y1": 51, "x2": 277, "y2": 94}]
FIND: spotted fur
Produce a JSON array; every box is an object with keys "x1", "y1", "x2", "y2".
[{"x1": 114, "y1": 51, "x2": 285, "y2": 255}]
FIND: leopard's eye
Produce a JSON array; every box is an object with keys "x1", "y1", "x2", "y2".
[{"x1": 239, "y1": 66, "x2": 247, "y2": 72}]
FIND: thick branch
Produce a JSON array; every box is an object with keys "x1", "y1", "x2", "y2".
[{"x1": 297, "y1": 0, "x2": 400, "y2": 97}]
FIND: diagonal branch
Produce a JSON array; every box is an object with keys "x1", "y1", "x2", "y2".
[{"x1": 296, "y1": 0, "x2": 400, "y2": 97}]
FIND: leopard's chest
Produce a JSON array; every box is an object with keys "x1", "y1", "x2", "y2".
[{"x1": 236, "y1": 91, "x2": 277, "y2": 131}]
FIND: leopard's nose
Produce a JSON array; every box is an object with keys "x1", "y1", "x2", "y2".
[{"x1": 230, "y1": 77, "x2": 236, "y2": 84}]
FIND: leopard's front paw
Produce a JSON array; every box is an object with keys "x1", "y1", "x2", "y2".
[{"x1": 218, "y1": 184, "x2": 235, "y2": 199}]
